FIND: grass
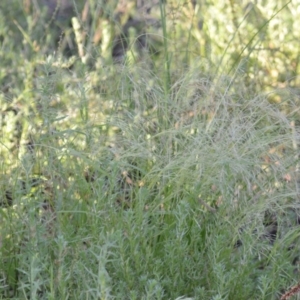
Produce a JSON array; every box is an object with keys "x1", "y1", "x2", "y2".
[{"x1": 1, "y1": 1, "x2": 300, "y2": 299}]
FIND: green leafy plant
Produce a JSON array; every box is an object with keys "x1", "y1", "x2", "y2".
[{"x1": 1, "y1": 0, "x2": 300, "y2": 299}]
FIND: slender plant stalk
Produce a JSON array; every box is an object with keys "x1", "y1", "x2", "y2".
[{"x1": 159, "y1": 0, "x2": 171, "y2": 98}]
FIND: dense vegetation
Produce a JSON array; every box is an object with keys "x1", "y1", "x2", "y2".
[{"x1": 1, "y1": 1, "x2": 300, "y2": 299}]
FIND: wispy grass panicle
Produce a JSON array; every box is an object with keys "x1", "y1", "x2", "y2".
[{"x1": 1, "y1": 1, "x2": 300, "y2": 299}]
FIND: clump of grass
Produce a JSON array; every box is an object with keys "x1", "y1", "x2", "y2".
[
  {"x1": 1, "y1": 1, "x2": 300, "y2": 299},
  {"x1": 1, "y1": 60, "x2": 300, "y2": 299}
]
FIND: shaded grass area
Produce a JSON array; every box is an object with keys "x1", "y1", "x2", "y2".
[{"x1": 1, "y1": 1, "x2": 300, "y2": 299}]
